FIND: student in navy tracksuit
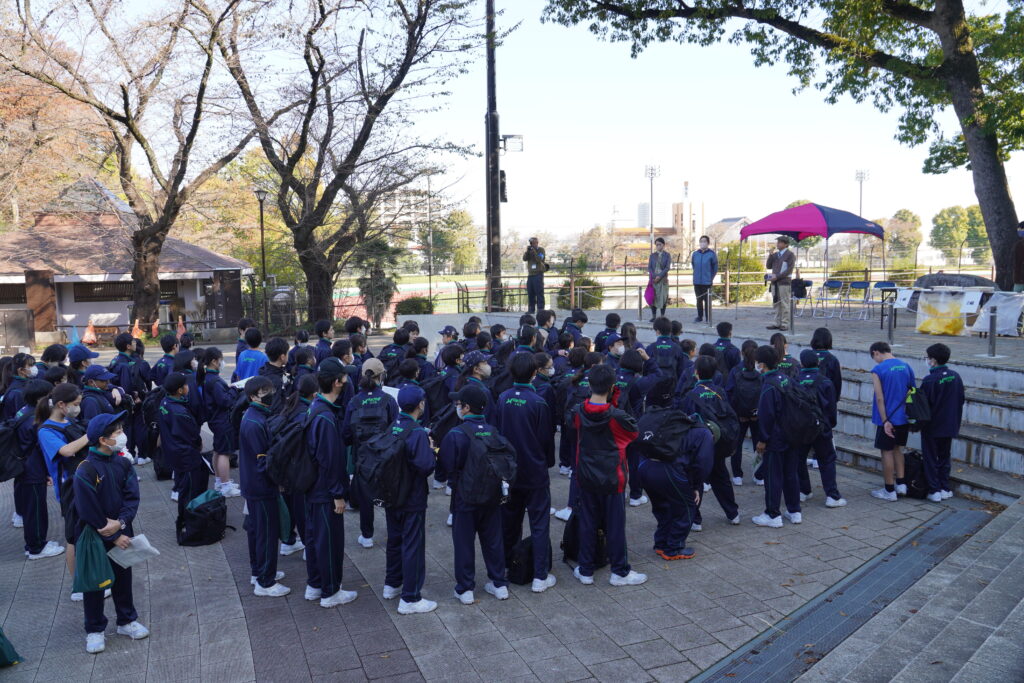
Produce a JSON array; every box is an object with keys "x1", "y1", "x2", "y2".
[
  {"x1": 238, "y1": 376, "x2": 289, "y2": 597},
  {"x1": 571, "y1": 364, "x2": 646, "y2": 586},
  {"x1": 203, "y1": 348, "x2": 240, "y2": 497},
  {"x1": 15, "y1": 380, "x2": 66, "y2": 560},
  {"x1": 73, "y1": 412, "x2": 147, "y2": 654},
  {"x1": 304, "y1": 358, "x2": 359, "y2": 608},
  {"x1": 172, "y1": 351, "x2": 205, "y2": 425},
  {"x1": 563, "y1": 310, "x2": 587, "y2": 346},
  {"x1": 158, "y1": 373, "x2": 207, "y2": 518},
  {"x1": 920, "y1": 343, "x2": 965, "y2": 502},
  {"x1": 751, "y1": 346, "x2": 801, "y2": 528},
  {"x1": 810, "y1": 327, "x2": 843, "y2": 400},
  {"x1": 493, "y1": 353, "x2": 557, "y2": 592},
  {"x1": 287, "y1": 330, "x2": 311, "y2": 376},
  {"x1": 293, "y1": 347, "x2": 317, "y2": 386},
  {"x1": 129, "y1": 339, "x2": 152, "y2": 463},
  {"x1": 151, "y1": 334, "x2": 178, "y2": 389},
  {"x1": 593, "y1": 313, "x2": 620, "y2": 353},
  {"x1": 313, "y1": 319, "x2": 334, "y2": 365},
  {"x1": 258, "y1": 338, "x2": 290, "y2": 413},
  {"x1": 68, "y1": 344, "x2": 100, "y2": 387},
  {"x1": 381, "y1": 386, "x2": 437, "y2": 614},
  {"x1": 712, "y1": 322, "x2": 742, "y2": 373},
  {"x1": 615, "y1": 349, "x2": 659, "y2": 421},
  {"x1": 440, "y1": 384, "x2": 509, "y2": 604},
  {"x1": 408, "y1": 337, "x2": 436, "y2": 381},
  {"x1": 396, "y1": 360, "x2": 430, "y2": 425},
  {"x1": 2, "y1": 353, "x2": 36, "y2": 421},
  {"x1": 531, "y1": 352, "x2": 556, "y2": 407},
  {"x1": 277, "y1": 374, "x2": 318, "y2": 556},
  {"x1": 646, "y1": 318, "x2": 687, "y2": 380},
  {"x1": 635, "y1": 377, "x2": 714, "y2": 560},
  {"x1": 108, "y1": 334, "x2": 140, "y2": 453},
  {"x1": 80, "y1": 365, "x2": 120, "y2": 424},
  {"x1": 343, "y1": 359, "x2": 398, "y2": 547},
  {"x1": 771, "y1": 333, "x2": 801, "y2": 379},
  {"x1": 793, "y1": 350, "x2": 845, "y2": 507},
  {"x1": 724, "y1": 340, "x2": 761, "y2": 484}
]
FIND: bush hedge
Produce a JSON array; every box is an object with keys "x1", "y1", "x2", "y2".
[{"x1": 556, "y1": 276, "x2": 604, "y2": 310}]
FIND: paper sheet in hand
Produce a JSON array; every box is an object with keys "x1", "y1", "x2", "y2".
[
  {"x1": 382, "y1": 385, "x2": 399, "y2": 400},
  {"x1": 231, "y1": 378, "x2": 248, "y2": 389},
  {"x1": 106, "y1": 534, "x2": 161, "y2": 569}
]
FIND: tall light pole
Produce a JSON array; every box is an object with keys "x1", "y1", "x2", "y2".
[
  {"x1": 645, "y1": 165, "x2": 660, "y2": 251},
  {"x1": 426, "y1": 173, "x2": 433, "y2": 305},
  {"x1": 253, "y1": 189, "x2": 269, "y2": 327},
  {"x1": 484, "y1": 0, "x2": 502, "y2": 311},
  {"x1": 855, "y1": 169, "x2": 869, "y2": 257}
]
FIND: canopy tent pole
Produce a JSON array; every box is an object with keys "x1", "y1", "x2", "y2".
[{"x1": 825, "y1": 238, "x2": 829, "y2": 280}]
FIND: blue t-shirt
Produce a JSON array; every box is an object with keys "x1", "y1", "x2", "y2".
[
  {"x1": 871, "y1": 357, "x2": 915, "y2": 426},
  {"x1": 235, "y1": 348, "x2": 269, "y2": 381},
  {"x1": 37, "y1": 419, "x2": 75, "y2": 501}
]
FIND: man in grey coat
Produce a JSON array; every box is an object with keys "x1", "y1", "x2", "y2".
[{"x1": 648, "y1": 238, "x2": 671, "y2": 321}]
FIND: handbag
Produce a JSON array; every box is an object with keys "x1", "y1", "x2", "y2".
[{"x1": 644, "y1": 278, "x2": 656, "y2": 306}]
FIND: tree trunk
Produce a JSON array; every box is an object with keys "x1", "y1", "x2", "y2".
[
  {"x1": 298, "y1": 251, "x2": 335, "y2": 324},
  {"x1": 131, "y1": 229, "x2": 165, "y2": 325},
  {"x1": 935, "y1": 0, "x2": 1019, "y2": 289}
]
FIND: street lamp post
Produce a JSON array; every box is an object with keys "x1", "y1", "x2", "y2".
[
  {"x1": 253, "y1": 189, "x2": 269, "y2": 328},
  {"x1": 855, "y1": 169, "x2": 869, "y2": 257},
  {"x1": 645, "y1": 165, "x2": 660, "y2": 251},
  {"x1": 426, "y1": 174, "x2": 433, "y2": 306}
]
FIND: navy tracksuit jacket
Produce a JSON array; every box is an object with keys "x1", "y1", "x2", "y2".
[
  {"x1": 757, "y1": 370, "x2": 800, "y2": 518},
  {"x1": 713, "y1": 338, "x2": 741, "y2": 373},
  {"x1": 680, "y1": 380, "x2": 739, "y2": 523},
  {"x1": 239, "y1": 402, "x2": 281, "y2": 588},
  {"x1": 14, "y1": 406, "x2": 49, "y2": 554},
  {"x1": 305, "y1": 394, "x2": 349, "y2": 597},
  {"x1": 794, "y1": 368, "x2": 842, "y2": 501},
  {"x1": 158, "y1": 394, "x2": 206, "y2": 515},
  {"x1": 919, "y1": 364, "x2": 965, "y2": 494}
]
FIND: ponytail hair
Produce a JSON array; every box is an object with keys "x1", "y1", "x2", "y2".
[
  {"x1": 741, "y1": 339, "x2": 758, "y2": 371},
  {"x1": 407, "y1": 337, "x2": 429, "y2": 359},
  {"x1": 359, "y1": 369, "x2": 379, "y2": 392},
  {"x1": 36, "y1": 382, "x2": 80, "y2": 426},
  {"x1": 769, "y1": 333, "x2": 788, "y2": 362},
  {"x1": 2, "y1": 353, "x2": 34, "y2": 394},
  {"x1": 173, "y1": 350, "x2": 195, "y2": 373},
  {"x1": 193, "y1": 348, "x2": 208, "y2": 385},
  {"x1": 619, "y1": 323, "x2": 638, "y2": 351}
]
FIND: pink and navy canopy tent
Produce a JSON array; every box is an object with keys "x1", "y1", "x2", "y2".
[{"x1": 739, "y1": 203, "x2": 885, "y2": 277}]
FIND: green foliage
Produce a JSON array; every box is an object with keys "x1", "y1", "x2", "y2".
[
  {"x1": 886, "y1": 258, "x2": 918, "y2": 287},
  {"x1": 882, "y1": 209, "x2": 924, "y2": 254},
  {"x1": 352, "y1": 238, "x2": 402, "y2": 328},
  {"x1": 713, "y1": 243, "x2": 764, "y2": 304},
  {"x1": 832, "y1": 255, "x2": 869, "y2": 282},
  {"x1": 395, "y1": 296, "x2": 435, "y2": 315},
  {"x1": 417, "y1": 209, "x2": 481, "y2": 275},
  {"x1": 557, "y1": 276, "x2": 604, "y2": 310},
  {"x1": 930, "y1": 205, "x2": 988, "y2": 263}
]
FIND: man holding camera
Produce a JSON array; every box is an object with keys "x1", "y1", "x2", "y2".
[{"x1": 523, "y1": 237, "x2": 549, "y2": 315}]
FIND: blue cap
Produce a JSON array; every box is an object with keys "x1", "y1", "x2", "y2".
[
  {"x1": 605, "y1": 333, "x2": 622, "y2": 349},
  {"x1": 464, "y1": 350, "x2": 488, "y2": 368},
  {"x1": 799, "y1": 349, "x2": 819, "y2": 368},
  {"x1": 86, "y1": 410, "x2": 127, "y2": 443},
  {"x1": 440, "y1": 325, "x2": 458, "y2": 337},
  {"x1": 82, "y1": 364, "x2": 116, "y2": 382},
  {"x1": 68, "y1": 344, "x2": 99, "y2": 363},
  {"x1": 397, "y1": 384, "x2": 426, "y2": 410}
]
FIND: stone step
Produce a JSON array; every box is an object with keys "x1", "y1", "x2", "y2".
[
  {"x1": 832, "y1": 433, "x2": 1022, "y2": 505},
  {"x1": 840, "y1": 368, "x2": 1024, "y2": 433},
  {"x1": 835, "y1": 398, "x2": 1024, "y2": 476}
]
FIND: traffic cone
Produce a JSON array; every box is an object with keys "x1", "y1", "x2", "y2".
[
  {"x1": 68, "y1": 325, "x2": 81, "y2": 346},
  {"x1": 131, "y1": 318, "x2": 142, "y2": 339},
  {"x1": 82, "y1": 319, "x2": 97, "y2": 345},
  {"x1": 151, "y1": 320, "x2": 159, "y2": 338},
  {"x1": 177, "y1": 316, "x2": 186, "y2": 337}
]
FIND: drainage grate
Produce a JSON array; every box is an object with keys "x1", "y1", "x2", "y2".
[{"x1": 692, "y1": 504, "x2": 993, "y2": 682}]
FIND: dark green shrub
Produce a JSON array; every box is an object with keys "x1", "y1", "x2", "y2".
[
  {"x1": 395, "y1": 296, "x2": 435, "y2": 315},
  {"x1": 556, "y1": 276, "x2": 604, "y2": 310},
  {"x1": 713, "y1": 244, "x2": 767, "y2": 304}
]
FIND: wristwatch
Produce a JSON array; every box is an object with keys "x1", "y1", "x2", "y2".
[{"x1": 118, "y1": 519, "x2": 126, "y2": 531}]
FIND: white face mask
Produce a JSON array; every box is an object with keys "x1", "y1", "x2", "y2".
[
  {"x1": 112, "y1": 432, "x2": 128, "y2": 452},
  {"x1": 190, "y1": 360, "x2": 198, "y2": 371},
  {"x1": 64, "y1": 404, "x2": 81, "y2": 419},
  {"x1": 545, "y1": 367, "x2": 555, "y2": 376},
  {"x1": 27, "y1": 366, "x2": 38, "y2": 378},
  {"x1": 613, "y1": 344, "x2": 624, "y2": 356},
  {"x1": 479, "y1": 364, "x2": 492, "y2": 379}
]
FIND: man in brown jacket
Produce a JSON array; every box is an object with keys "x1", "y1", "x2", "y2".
[{"x1": 766, "y1": 236, "x2": 796, "y2": 330}]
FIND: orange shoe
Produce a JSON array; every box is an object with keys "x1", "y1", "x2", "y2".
[{"x1": 657, "y1": 548, "x2": 696, "y2": 561}]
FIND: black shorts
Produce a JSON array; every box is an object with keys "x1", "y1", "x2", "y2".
[{"x1": 874, "y1": 424, "x2": 909, "y2": 451}]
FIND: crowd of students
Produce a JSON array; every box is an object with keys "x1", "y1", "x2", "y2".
[{"x1": 1, "y1": 309, "x2": 966, "y2": 655}]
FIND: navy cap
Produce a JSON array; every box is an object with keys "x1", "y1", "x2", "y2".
[
  {"x1": 397, "y1": 384, "x2": 426, "y2": 410},
  {"x1": 605, "y1": 333, "x2": 622, "y2": 349},
  {"x1": 449, "y1": 384, "x2": 488, "y2": 413},
  {"x1": 646, "y1": 375, "x2": 675, "y2": 407},
  {"x1": 799, "y1": 349, "x2": 819, "y2": 368},
  {"x1": 87, "y1": 410, "x2": 127, "y2": 443},
  {"x1": 464, "y1": 350, "x2": 488, "y2": 368},
  {"x1": 440, "y1": 325, "x2": 458, "y2": 337},
  {"x1": 68, "y1": 344, "x2": 99, "y2": 363},
  {"x1": 318, "y1": 357, "x2": 346, "y2": 381},
  {"x1": 82, "y1": 364, "x2": 116, "y2": 382}
]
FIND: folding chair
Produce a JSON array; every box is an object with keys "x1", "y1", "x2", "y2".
[
  {"x1": 871, "y1": 281, "x2": 897, "y2": 328},
  {"x1": 813, "y1": 280, "x2": 844, "y2": 318},
  {"x1": 793, "y1": 279, "x2": 813, "y2": 317},
  {"x1": 839, "y1": 281, "x2": 871, "y2": 320}
]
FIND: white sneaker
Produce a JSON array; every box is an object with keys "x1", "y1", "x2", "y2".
[
  {"x1": 895, "y1": 483, "x2": 908, "y2": 496},
  {"x1": 927, "y1": 491, "x2": 943, "y2": 503},
  {"x1": 549, "y1": 507, "x2": 556, "y2": 516},
  {"x1": 485, "y1": 582, "x2": 509, "y2": 600},
  {"x1": 871, "y1": 488, "x2": 897, "y2": 502},
  {"x1": 432, "y1": 479, "x2": 446, "y2": 490},
  {"x1": 455, "y1": 590, "x2": 475, "y2": 605},
  {"x1": 382, "y1": 585, "x2": 401, "y2": 600},
  {"x1": 11, "y1": 513, "x2": 23, "y2": 528},
  {"x1": 808, "y1": 458, "x2": 819, "y2": 469},
  {"x1": 357, "y1": 535, "x2": 374, "y2": 549},
  {"x1": 320, "y1": 589, "x2": 358, "y2": 608},
  {"x1": 398, "y1": 598, "x2": 437, "y2": 614},
  {"x1": 251, "y1": 571, "x2": 285, "y2": 585},
  {"x1": 445, "y1": 486, "x2": 452, "y2": 496},
  {"x1": 628, "y1": 495, "x2": 649, "y2": 507},
  {"x1": 752, "y1": 513, "x2": 783, "y2": 528},
  {"x1": 609, "y1": 570, "x2": 647, "y2": 587},
  {"x1": 691, "y1": 523, "x2": 702, "y2": 532},
  {"x1": 280, "y1": 540, "x2": 305, "y2": 556},
  {"x1": 559, "y1": 465, "x2": 572, "y2": 476},
  {"x1": 104, "y1": 588, "x2": 111, "y2": 599},
  {"x1": 573, "y1": 567, "x2": 594, "y2": 585},
  {"x1": 135, "y1": 457, "x2": 152, "y2": 466},
  {"x1": 754, "y1": 478, "x2": 764, "y2": 486},
  {"x1": 782, "y1": 510, "x2": 802, "y2": 524},
  {"x1": 219, "y1": 481, "x2": 241, "y2": 498},
  {"x1": 825, "y1": 496, "x2": 848, "y2": 508},
  {"x1": 554, "y1": 507, "x2": 572, "y2": 522},
  {"x1": 304, "y1": 585, "x2": 323, "y2": 601},
  {"x1": 28, "y1": 541, "x2": 65, "y2": 560},
  {"x1": 941, "y1": 489, "x2": 953, "y2": 499},
  {"x1": 800, "y1": 492, "x2": 813, "y2": 502},
  {"x1": 729, "y1": 515, "x2": 741, "y2": 525},
  {"x1": 254, "y1": 582, "x2": 291, "y2": 597},
  {"x1": 170, "y1": 490, "x2": 179, "y2": 502},
  {"x1": 532, "y1": 575, "x2": 557, "y2": 593},
  {"x1": 116, "y1": 621, "x2": 150, "y2": 640},
  {"x1": 446, "y1": 514, "x2": 453, "y2": 527},
  {"x1": 86, "y1": 632, "x2": 105, "y2": 654},
  {"x1": 732, "y1": 477, "x2": 743, "y2": 486},
  {"x1": 71, "y1": 592, "x2": 84, "y2": 602},
  {"x1": 703, "y1": 482, "x2": 712, "y2": 493}
]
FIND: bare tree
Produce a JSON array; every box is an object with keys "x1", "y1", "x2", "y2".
[
  {"x1": 212, "y1": 0, "x2": 477, "y2": 322},
  {"x1": 0, "y1": 0, "x2": 299, "y2": 322}
]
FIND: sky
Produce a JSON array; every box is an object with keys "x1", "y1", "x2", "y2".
[{"x1": 417, "y1": 0, "x2": 1022, "y2": 241}]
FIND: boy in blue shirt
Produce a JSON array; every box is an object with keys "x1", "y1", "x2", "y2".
[
  {"x1": 869, "y1": 342, "x2": 916, "y2": 501},
  {"x1": 235, "y1": 328, "x2": 269, "y2": 381},
  {"x1": 919, "y1": 343, "x2": 965, "y2": 502}
]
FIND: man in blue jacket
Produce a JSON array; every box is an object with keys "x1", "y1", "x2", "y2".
[
  {"x1": 691, "y1": 235, "x2": 718, "y2": 323},
  {"x1": 383, "y1": 385, "x2": 438, "y2": 615},
  {"x1": 304, "y1": 358, "x2": 358, "y2": 608},
  {"x1": 793, "y1": 350, "x2": 846, "y2": 508},
  {"x1": 751, "y1": 346, "x2": 801, "y2": 528},
  {"x1": 493, "y1": 353, "x2": 557, "y2": 593},
  {"x1": 919, "y1": 343, "x2": 965, "y2": 502},
  {"x1": 73, "y1": 412, "x2": 147, "y2": 654},
  {"x1": 158, "y1": 373, "x2": 206, "y2": 519},
  {"x1": 239, "y1": 376, "x2": 289, "y2": 597}
]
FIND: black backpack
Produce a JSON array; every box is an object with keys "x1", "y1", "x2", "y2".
[
  {"x1": 379, "y1": 344, "x2": 404, "y2": 383},
  {"x1": 563, "y1": 377, "x2": 591, "y2": 430},
  {"x1": 456, "y1": 425, "x2": 518, "y2": 506},
  {"x1": 428, "y1": 402, "x2": 461, "y2": 449},
  {"x1": 780, "y1": 379, "x2": 827, "y2": 447},
  {"x1": 507, "y1": 537, "x2": 553, "y2": 585},
  {"x1": 0, "y1": 416, "x2": 27, "y2": 482},
  {"x1": 629, "y1": 406, "x2": 696, "y2": 463},
  {"x1": 902, "y1": 449, "x2": 929, "y2": 499},
  {"x1": 39, "y1": 422, "x2": 86, "y2": 517},
  {"x1": 421, "y1": 371, "x2": 451, "y2": 417},
  {"x1": 688, "y1": 385, "x2": 740, "y2": 460},
  {"x1": 141, "y1": 387, "x2": 172, "y2": 479},
  {"x1": 348, "y1": 394, "x2": 391, "y2": 447},
  {"x1": 574, "y1": 407, "x2": 624, "y2": 495},
  {"x1": 176, "y1": 490, "x2": 229, "y2": 546},
  {"x1": 489, "y1": 369, "x2": 514, "y2": 401},
  {"x1": 264, "y1": 414, "x2": 318, "y2": 494},
  {"x1": 356, "y1": 427, "x2": 413, "y2": 508},
  {"x1": 730, "y1": 368, "x2": 762, "y2": 419},
  {"x1": 560, "y1": 511, "x2": 608, "y2": 569},
  {"x1": 229, "y1": 391, "x2": 250, "y2": 440},
  {"x1": 904, "y1": 386, "x2": 931, "y2": 432},
  {"x1": 711, "y1": 342, "x2": 732, "y2": 377}
]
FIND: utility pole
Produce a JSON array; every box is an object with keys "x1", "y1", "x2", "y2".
[
  {"x1": 484, "y1": 0, "x2": 502, "y2": 311},
  {"x1": 856, "y1": 169, "x2": 869, "y2": 257},
  {"x1": 426, "y1": 173, "x2": 433, "y2": 305},
  {"x1": 645, "y1": 165, "x2": 660, "y2": 251}
]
